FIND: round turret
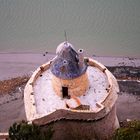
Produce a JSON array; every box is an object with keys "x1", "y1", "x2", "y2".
[{"x1": 50, "y1": 42, "x2": 89, "y2": 98}]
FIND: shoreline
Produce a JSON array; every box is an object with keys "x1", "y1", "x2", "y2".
[
  {"x1": 0, "y1": 53, "x2": 140, "y2": 81},
  {"x1": 0, "y1": 51, "x2": 140, "y2": 58}
]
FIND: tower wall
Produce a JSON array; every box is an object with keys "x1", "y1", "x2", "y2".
[
  {"x1": 34, "y1": 105, "x2": 119, "y2": 140},
  {"x1": 51, "y1": 72, "x2": 89, "y2": 97}
]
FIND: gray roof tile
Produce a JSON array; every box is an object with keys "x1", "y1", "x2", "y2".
[{"x1": 50, "y1": 42, "x2": 87, "y2": 79}]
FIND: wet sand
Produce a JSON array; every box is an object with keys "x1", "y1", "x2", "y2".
[
  {"x1": 117, "y1": 93, "x2": 140, "y2": 121},
  {"x1": 0, "y1": 98, "x2": 26, "y2": 132},
  {"x1": 0, "y1": 53, "x2": 140, "y2": 132}
]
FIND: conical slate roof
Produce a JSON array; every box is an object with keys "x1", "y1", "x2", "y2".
[{"x1": 50, "y1": 42, "x2": 87, "y2": 79}]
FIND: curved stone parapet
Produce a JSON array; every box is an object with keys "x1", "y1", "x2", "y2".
[
  {"x1": 24, "y1": 61, "x2": 51, "y2": 121},
  {"x1": 24, "y1": 57, "x2": 119, "y2": 129}
]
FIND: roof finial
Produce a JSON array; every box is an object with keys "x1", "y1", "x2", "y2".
[{"x1": 64, "y1": 30, "x2": 68, "y2": 44}]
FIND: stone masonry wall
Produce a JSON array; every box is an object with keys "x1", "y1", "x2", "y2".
[
  {"x1": 51, "y1": 72, "x2": 89, "y2": 97},
  {"x1": 39, "y1": 105, "x2": 118, "y2": 140}
]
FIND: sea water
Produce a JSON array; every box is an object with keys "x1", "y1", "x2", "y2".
[{"x1": 0, "y1": 0, "x2": 140, "y2": 58}]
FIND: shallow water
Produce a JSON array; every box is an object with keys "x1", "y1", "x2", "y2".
[{"x1": 0, "y1": 0, "x2": 140, "y2": 57}]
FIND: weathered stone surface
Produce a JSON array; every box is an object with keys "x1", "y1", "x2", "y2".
[{"x1": 51, "y1": 72, "x2": 89, "y2": 97}]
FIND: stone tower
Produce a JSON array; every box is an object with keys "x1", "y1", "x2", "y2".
[{"x1": 24, "y1": 41, "x2": 120, "y2": 140}]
